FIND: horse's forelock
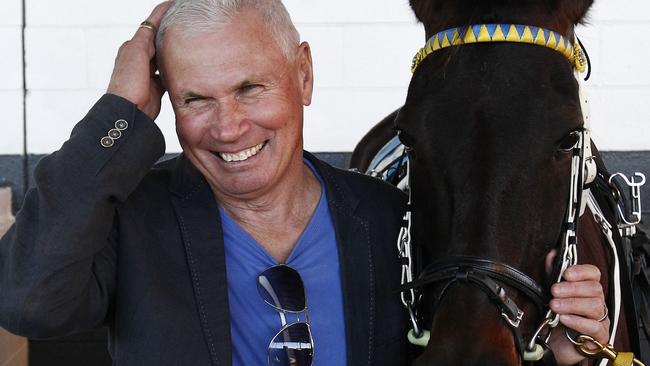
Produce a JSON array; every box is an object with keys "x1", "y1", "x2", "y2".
[{"x1": 408, "y1": 0, "x2": 595, "y2": 37}]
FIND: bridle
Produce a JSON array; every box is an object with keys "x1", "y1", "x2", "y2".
[{"x1": 397, "y1": 23, "x2": 598, "y2": 362}]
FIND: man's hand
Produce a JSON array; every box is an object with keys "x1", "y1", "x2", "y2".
[
  {"x1": 107, "y1": 1, "x2": 173, "y2": 120},
  {"x1": 547, "y1": 262, "x2": 610, "y2": 365}
]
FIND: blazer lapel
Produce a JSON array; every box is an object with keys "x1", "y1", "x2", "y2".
[
  {"x1": 169, "y1": 156, "x2": 232, "y2": 366},
  {"x1": 308, "y1": 153, "x2": 375, "y2": 366}
]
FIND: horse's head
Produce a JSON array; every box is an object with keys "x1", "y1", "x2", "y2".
[{"x1": 397, "y1": 1, "x2": 595, "y2": 364}]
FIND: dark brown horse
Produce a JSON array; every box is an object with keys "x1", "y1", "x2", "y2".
[{"x1": 351, "y1": 1, "x2": 645, "y2": 365}]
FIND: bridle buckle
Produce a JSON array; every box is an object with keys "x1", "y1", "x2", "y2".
[{"x1": 501, "y1": 309, "x2": 524, "y2": 328}]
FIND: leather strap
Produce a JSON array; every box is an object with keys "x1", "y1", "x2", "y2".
[{"x1": 406, "y1": 256, "x2": 548, "y2": 315}]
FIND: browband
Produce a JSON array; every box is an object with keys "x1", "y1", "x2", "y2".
[{"x1": 411, "y1": 24, "x2": 587, "y2": 73}]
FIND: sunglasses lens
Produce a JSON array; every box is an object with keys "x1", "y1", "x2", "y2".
[
  {"x1": 268, "y1": 322, "x2": 313, "y2": 366},
  {"x1": 257, "y1": 265, "x2": 306, "y2": 312}
]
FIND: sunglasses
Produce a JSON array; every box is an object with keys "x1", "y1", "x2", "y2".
[{"x1": 257, "y1": 264, "x2": 314, "y2": 366}]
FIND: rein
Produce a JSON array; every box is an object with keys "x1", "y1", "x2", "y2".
[{"x1": 410, "y1": 23, "x2": 587, "y2": 73}]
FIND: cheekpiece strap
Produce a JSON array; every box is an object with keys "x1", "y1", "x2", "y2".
[{"x1": 411, "y1": 24, "x2": 587, "y2": 73}]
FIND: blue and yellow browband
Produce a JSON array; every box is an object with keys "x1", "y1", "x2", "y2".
[{"x1": 411, "y1": 24, "x2": 587, "y2": 73}]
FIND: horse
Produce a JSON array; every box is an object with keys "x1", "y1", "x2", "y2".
[{"x1": 350, "y1": 0, "x2": 647, "y2": 364}]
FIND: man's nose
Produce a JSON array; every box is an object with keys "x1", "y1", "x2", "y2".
[{"x1": 210, "y1": 100, "x2": 248, "y2": 142}]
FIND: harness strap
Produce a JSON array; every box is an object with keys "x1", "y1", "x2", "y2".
[
  {"x1": 631, "y1": 231, "x2": 650, "y2": 356},
  {"x1": 592, "y1": 170, "x2": 645, "y2": 358},
  {"x1": 588, "y1": 191, "x2": 623, "y2": 349}
]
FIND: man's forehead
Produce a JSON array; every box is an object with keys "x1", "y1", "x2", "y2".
[
  {"x1": 162, "y1": 21, "x2": 288, "y2": 64},
  {"x1": 160, "y1": 41, "x2": 293, "y2": 96}
]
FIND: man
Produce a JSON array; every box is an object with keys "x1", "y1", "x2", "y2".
[{"x1": 0, "y1": 0, "x2": 609, "y2": 365}]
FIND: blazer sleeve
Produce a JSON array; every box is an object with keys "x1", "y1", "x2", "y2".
[{"x1": 0, "y1": 94, "x2": 166, "y2": 339}]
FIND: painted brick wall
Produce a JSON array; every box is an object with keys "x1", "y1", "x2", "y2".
[
  {"x1": 0, "y1": 0, "x2": 647, "y2": 155},
  {"x1": 0, "y1": 0, "x2": 24, "y2": 156}
]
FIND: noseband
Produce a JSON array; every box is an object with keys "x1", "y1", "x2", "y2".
[
  {"x1": 397, "y1": 23, "x2": 597, "y2": 363},
  {"x1": 406, "y1": 256, "x2": 548, "y2": 356}
]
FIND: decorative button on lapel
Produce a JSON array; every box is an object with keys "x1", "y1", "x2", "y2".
[
  {"x1": 100, "y1": 136, "x2": 114, "y2": 148},
  {"x1": 115, "y1": 119, "x2": 128, "y2": 130},
  {"x1": 108, "y1": 129, "x2": 122, "y2": 139}
]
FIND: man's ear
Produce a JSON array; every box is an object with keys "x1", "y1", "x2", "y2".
[{"x1": 296, "y1": 41, "x2": 314, "y2": 106}]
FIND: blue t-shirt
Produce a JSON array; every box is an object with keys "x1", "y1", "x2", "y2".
[{"x1": 222, "y1": 161, "x2": 347, "y2": 365}]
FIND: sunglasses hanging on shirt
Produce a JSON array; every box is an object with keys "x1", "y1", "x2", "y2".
[{"x1": 257, "y1": 264, "x2": 314, "y2": 366}]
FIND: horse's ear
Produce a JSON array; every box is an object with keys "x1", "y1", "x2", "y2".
[
  {"x1": 564, "y1": 0, "x2": 595, "y2": 25},
  {"x1": 409, "y1": 0, "x2": 436, "y2": 24}
]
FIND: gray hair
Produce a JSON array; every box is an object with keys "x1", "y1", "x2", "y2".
[{"x1": 156, "y1": 0, "x2": 300, "y2": 59}]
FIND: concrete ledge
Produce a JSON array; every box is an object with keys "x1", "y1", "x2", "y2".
[
  {"x1": 0, "y1": 187, "x2": 27, "y2": 366},
  {"x1": 0, "y1": 329, "x2": 28, "y2": 366}
]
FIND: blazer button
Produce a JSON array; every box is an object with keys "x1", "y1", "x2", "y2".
[
  {"x1": 100, "y1": 136, "x2": 114, "y2": 148},
  {"x1": 115, "y1": 119, "x2": 128, "y2": 130},
  {"x1": 108, "y1": 129, "x2": 122, "y2": 139}
]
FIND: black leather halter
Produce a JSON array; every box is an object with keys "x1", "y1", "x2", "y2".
[
  {"x1": 409, "y1": 256, "x2": 547, "y2": 314},
  {"x1": 402, "y1": 256, "x2": 550, "y2": 356}
]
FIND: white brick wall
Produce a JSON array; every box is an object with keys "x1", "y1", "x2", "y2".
[
  {"x1": 0, "y1": 0, "x2": 22, "y2": 26},
  {"x1": 26, "y1": 0, "x2": 162, "y2": 26},
  {"x1": 1, "y1": 1, "x2": 649, "y2": 154},
  {"x1": 0, "y1": 28, "x2": 23, "y2": 90},
  {"x1": 575, "y1": 0, "x2": 650, "y2": 150},
  {"x1": 26, "y1": 90, "x2": 99, "y2": 152},
  {"x1": 0, "y1": 0, "x2": 24, "y2": 155},
  {"x1": 284, "y1": 0, "x2": 416, "y2": 23},
  {"x1": 25, "y1": 28, "x2": 87, "y2": 90},
  {"x1": 0, "y1": 91, "x2": 24, "y2": 155}
]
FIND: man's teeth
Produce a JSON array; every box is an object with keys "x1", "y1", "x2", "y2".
[{"x1": 219, "y1": 143, "x2": 264, "y2": 162}]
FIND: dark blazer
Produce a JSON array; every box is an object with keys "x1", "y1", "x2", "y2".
[{"x1": 0, "y1": 94, "x2": 411, "y2": 365}]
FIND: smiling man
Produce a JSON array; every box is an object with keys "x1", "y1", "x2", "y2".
[
  {"x1": 0, "y1": 1, "x2": 411, "y2": 365},
  {"x1": 0, "y1": 1, "x2": 610, "y2": 365},
  {"x1": 160, "y1": 9, "x2": 321, "y2": 260}
]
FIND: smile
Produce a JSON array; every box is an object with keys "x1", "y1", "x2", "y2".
[{"x1": 217, "y1": 142, "x2": 266, "y2": 162}]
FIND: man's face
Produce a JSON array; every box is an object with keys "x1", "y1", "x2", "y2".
[{"x1": 161, "y1": 10, "x2": 313, "y2": 200}]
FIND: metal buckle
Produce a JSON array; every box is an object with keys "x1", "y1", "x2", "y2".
[
  {"x1": 609, "y1": 172, "x2": 646, "y2": 237},
  {"x1": 501, "y1": 309, "x2": 524, "y2": 328}
]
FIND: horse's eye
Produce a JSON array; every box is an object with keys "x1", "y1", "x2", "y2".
[{"x1": 558, "y1": 131, "x2": 581, "y2": 153}]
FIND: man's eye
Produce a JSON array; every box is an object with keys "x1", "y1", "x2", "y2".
[
  {"x1": 241, "y1": 84, "x2": 262, "y2": 93},
  {"x1": 184, "y1": 97, "x2": 202, "y2": 105}
]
